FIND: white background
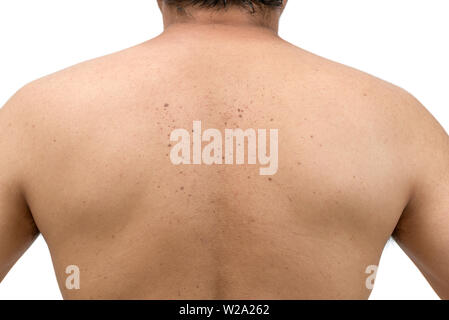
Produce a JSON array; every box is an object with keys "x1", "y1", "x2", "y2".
[{"x1": 0, "y1": 0, "x2": 447, "y2": 300}]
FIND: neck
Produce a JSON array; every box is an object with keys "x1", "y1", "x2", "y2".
[{"x1": 159, "y1": 4, "x2": 281, "y2": 35}]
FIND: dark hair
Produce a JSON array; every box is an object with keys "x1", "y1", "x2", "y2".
[{"x1": 163, "y1": 0, "x2": 284, "y2": 12}]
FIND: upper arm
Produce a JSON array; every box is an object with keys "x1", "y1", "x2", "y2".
[
  {"x1": 0, "y1": 87, "x2": 39, "y2": 282},
  {"x1": 393, "y1": 94, "x2": 449, "y2": 299}
]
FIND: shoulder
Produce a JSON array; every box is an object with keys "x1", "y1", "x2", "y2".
[
  {"x1": 293, "y1": 44, "x2": 447, "y2": 147},
  {"x1": 0, "y1": 47, "x2": 137, "y2": 170},
  {"x1": 285, "y1": 42, "x2": 449, "y2": 189},
  {"x1": 1, "y1": 43, "x2": 149, "y2": 132}
]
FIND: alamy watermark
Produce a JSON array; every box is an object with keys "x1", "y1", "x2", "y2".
[
  {"x1": 65, "y1": 265, "x2": 80, "y2": 290},
  {"x1": 365, "y1": 265, "x2": 378, "y2": 290},
  {"x1": 169, "y1": 121, "x2": 279, "y2": 175}
]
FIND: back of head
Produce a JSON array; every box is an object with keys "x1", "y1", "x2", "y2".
[{"x1": 162, "y1": 0, "x2": 284, "y2": 13}]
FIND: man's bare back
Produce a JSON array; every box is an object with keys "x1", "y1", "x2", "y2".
[{"x1": 1, "y1": 2, "x2": 449, "y2": 300}]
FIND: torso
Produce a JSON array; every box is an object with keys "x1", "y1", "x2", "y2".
[{"x1": 22, "y1": 29, "x2": 412, "y2": 299}]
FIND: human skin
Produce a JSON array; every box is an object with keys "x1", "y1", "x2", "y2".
[{"x1": 0, "y1": 2, "x2": 448, "y2": 299}]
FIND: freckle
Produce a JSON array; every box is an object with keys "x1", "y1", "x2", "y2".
[
  {"x1": 239, "y1": 114, "x2": 242, "y2": 118},
  {"x1": 268, "y1": 178, "x2": 272, "y2": 182},
  {"x1": 270, "y1": 118, "x2": 274, "y2": 122},
  {"x1": 310, "y1": 135, "x2": 314, "y2": 139},
  {"x1": 111, "y1": 235, "x2": 115, "y2": 239},
  {"x1": 157, "y1": 185, "x2": 161, "y2": 188},
  {"x1": 297, "y1": 162, "x2": 302, "y2": 165},
  {"x1": 180, "y1": 186, "x2": 184, "y2": 191},
  {"x1": 164, "y1": 103, "x2": 169, "y2": 108},
  {"x1": 53, "y1": 139, "x2": 56, "y2": 143},
  {"x1": 248, "y1": 176, "x2": 251, "y2": 179},
  {"x1": 188, "y1": 194, "x2": 192, "y2": 197},
  {"x1": 168, "y1": 144, "x2": 172, "y2": 147},
  {"x1": 363, "y1": 93, "x2": 368, "y2": 97},
  {"x1": 237, "y1": 108, "x2": 241, "y2": 112}
]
